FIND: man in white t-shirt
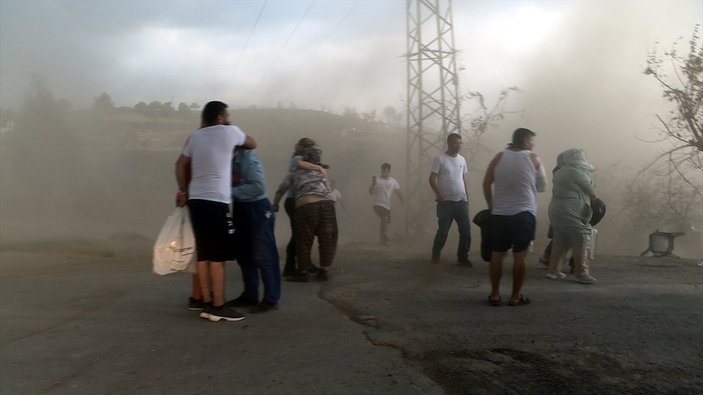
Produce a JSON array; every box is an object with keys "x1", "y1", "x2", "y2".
[
  {"x1": 175, "y1": 101, "x2": 257, "y2": 322},
  {"x1": 429, "y1": 133, "x2": 472, "y2": 266},
  {"x1": 369, "y1": 163, "x2": 404, "y2": 246}
]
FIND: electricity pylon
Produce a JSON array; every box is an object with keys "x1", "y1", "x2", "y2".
[{"x1": 405, "y1": 0, "x2": 462, "y2": 239}]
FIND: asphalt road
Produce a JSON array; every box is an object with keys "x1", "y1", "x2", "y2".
[{"x1": 1, "y1": 238, "x2": 701, "y2": 394}]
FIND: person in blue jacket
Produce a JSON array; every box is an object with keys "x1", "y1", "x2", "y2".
[{"x1": 229, "y1": 147, "x2": 281, "y2": 313}]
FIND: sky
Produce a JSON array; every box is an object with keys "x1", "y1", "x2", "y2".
[{"x1": 1, "y1": 0, "x2": 702, "y2": 165}]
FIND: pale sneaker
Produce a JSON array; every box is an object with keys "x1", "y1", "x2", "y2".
[{"x1": 545, "y1": 271, "x2": 566, "y2": 280}]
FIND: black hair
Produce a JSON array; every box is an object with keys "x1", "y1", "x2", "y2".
[
  {"x1": 510, "y1": 128, "x2": 536, "y2": 147},
  {"x1": 447, "y1": 133, "x2": 462, "y2": 143},
  {"x1": 201, "y1": 101, "x2": 228, "y2": 127},
  {"x1": 381, "y1": 162, "x2": 391, "y2": 171}
]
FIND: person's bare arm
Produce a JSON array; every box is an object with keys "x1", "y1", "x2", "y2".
[
  {"x1": 429, "y1": 172, "x2": 443, "y2": 201},
  {"x1": 296, "y1": 159, "x2": 326, "y2": 176},
  {"x1": 395, "y1": 189, "x2": 405, "y2": 205},
  {"x1": 462, "y1": 174, "x2": 469, "y2": 202},
  {"x1": 482, "y1": 153, "x2": 502, "y2": 210},
  {"x1": 531, "y1": 152, "x2": 547, "y2": 192},
  {"x1": 175, "y1": 154, "x2": 191, "y2": 207},
  {"x1": 242, "y1": 135, "x2": 257, "y2": 150}
]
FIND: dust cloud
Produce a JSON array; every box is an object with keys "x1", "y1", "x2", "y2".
[{"x1": 0, "y1": 1, "x2": 701, "y2": 260}]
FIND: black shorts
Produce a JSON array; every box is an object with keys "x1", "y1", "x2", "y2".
[
  {"x1": 490, "y1": 211, "x2": 536, "y2": 253},
  {"x1": 187, "y1": 199, "x2": 233, "y2": 262}
]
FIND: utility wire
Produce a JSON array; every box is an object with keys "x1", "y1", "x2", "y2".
[
  {"x1": 255, "y1": 0, "x2": 317, "y2": 87},
  {"x1": 233, "y1": 0, "x2": 268, "y2": 72},
  {"x1": 290, "y1": 0, "x2": 359, "y2": 80},
  {"x1": 280, "y1": 0, "x2": 317, "y2": 51}
]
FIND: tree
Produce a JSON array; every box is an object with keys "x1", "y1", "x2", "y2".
[
  {"x1": 15, "y1": 74, "x2": 71, "y2": 143},
  {"x1": 643, "y1": 25, "x2": 703, "y2": 196},
  {"x1": 92, "y1": 92, "x2": 115, "y2": 113},
  {"x1": 462, "y1": 86, "x2": 521, "y2": 138},
  {"x1": 161, "y1": 101, "x2": 175, "y2": 116},
  {"x1": 382, "y1": 106, "x2": 402, "y2": 125},
  {"x1": 458, "y1": 86, "x2": 522, "y2": 161},
  {"x1": 178, "y1": 102, "x2": 190, "y2": 113},
  {"x1": 146, "y1": 101, "x2": 163, "y2": 114}
]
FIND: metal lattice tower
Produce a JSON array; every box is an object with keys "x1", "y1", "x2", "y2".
[{"x1": 405, "y1": 0, "x2": 462, "y2": 238}]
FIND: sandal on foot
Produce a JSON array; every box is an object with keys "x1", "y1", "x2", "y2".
[
  {"x1": 508, "y1": 295, "x2": 530, "y2": 306},
  {"x1": 488, "y1": 296, "x2": 501, "y2": 306}
]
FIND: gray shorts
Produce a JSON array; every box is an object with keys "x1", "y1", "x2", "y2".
[{"x1": 373, "y1": 205, "x2": 391, "y2": 221}]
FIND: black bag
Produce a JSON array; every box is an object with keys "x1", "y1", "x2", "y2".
[
  {"x1": 590, "y1": 198, "x2": 606, "y2": 226},
  {"x1": 472, "y1": 209, "x2": 492, "y2": 262}
]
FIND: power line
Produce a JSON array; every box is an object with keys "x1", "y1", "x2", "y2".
[
  {"x1": 290, "y1": 0, "x2": 359, "y2": 80},
  {"x1": 281, "y1": 0, "x2": 317, "y2": 51},
  {"x1": 233, "y1": 0, "x2": 268, "y2": 72},
  {"x1": 254, "y1": 0, "x2": 317, "y2": 92}
]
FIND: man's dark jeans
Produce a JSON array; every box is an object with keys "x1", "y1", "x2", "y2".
[{"x1": 432, "y1": 200, "x2": 471, "y2": 261}]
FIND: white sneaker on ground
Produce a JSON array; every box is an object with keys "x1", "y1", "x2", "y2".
[{"x1": 545, "y1": 272, "x2": 566, "y2": 279}]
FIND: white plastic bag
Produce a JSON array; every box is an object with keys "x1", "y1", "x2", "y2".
[{"x1": 153, "y1": 207, "x2": 196, "y2": 275}]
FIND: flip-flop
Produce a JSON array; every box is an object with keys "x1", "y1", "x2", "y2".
[
  {"x1": 508, "y1": 295, "x2": 530, "y2": 306},
  {"x1": 488, "y1": 296, "x2": 501, "y2": 306}
]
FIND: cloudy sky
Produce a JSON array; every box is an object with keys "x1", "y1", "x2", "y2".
[
  {"x1": 1, "y1": 0, "x2": 702, "y2": 166},
  {"x1": 0, "y1": 0, "x2": 698, "y2": 109}
]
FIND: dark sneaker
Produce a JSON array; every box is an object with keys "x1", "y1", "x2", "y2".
[
  {"x1": 314, "y1": 270, "x2": 329, "y2": 281},
  {"x1": 199, "y1": 304, "x2": 212, "y2": 319},
  {"x1": 281, "y1": 268, "x2": 296, "y2": 278},
  {"x1": 285, "y1": 272, "x2": 309, "y2": 282},
  {"x1": 308, "y1": 265, "x2": 320, "y2": 274},
  {"x1": 457, "y1": 258, "x2": 473, "y2": 267},
  {"x1": 204, "y1": 305, "x2": 245, "y2": 322},
  {"x1": 250, "y1": 302, "x2": 278, "y2": 314},
  {"x1": 187, "y1": 297, "x2": 205, "y2": 311},
  {"x1": 225, "y1": 296, "x2": 259, "y2": 307},
  {"x1": 575, "y1": 274, "x2": 597, "y2": 284},
  {"x1": 431, "y1": 253, "x2": 440, "y2": 264}
]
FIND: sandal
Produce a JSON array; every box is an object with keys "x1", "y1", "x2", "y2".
[
  {"x1": 508, "y1": 295, "x2": 530, "y2": 306},
  {"x1": 488, "y1": 296, "x2": 501, "y2": 306}
]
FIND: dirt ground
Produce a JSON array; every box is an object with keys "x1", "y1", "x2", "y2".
[{"x1": 1, "y1": 237, "x2": 701, "y2": 394}]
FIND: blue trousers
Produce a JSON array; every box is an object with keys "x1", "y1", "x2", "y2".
[
  {"x1": 232, "y1": 199, "x2": 281, "y2": 304},
  {"x1": 432, "y1": 200, "x2": 471, "y2": 261}
]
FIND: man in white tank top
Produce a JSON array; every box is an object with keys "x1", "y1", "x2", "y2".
[{"x1": 482, "y1": 128, "x2": 546, "y2": 307}]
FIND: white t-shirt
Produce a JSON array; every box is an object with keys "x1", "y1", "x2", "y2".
[
  {"x1": 431, "y1": 152, "x2": 468, "y2": 202},
  {"x1": 372, "y1": 177, "x2": 400, "y2": 210},
  {"x1": 182, "y1": 124, "x2": 247, "y2": 203}
]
